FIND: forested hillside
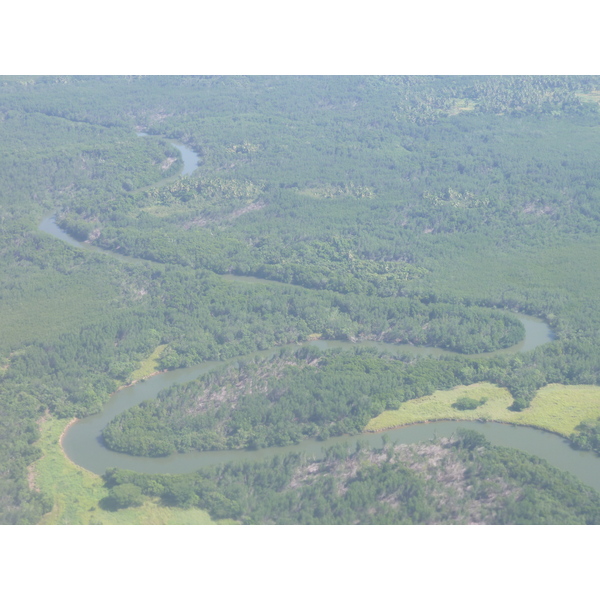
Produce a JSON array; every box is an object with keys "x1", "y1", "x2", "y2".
[{"x1": 2, "y1": 76, "x2": 600, "y2": 524}]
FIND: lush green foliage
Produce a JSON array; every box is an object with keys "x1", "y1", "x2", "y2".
[
  {"x1": 103, "y1": 431, "x2": 600, "y2": 524},
  {"x1": 106, "y1": 484, "x2": 144, "y2": 509},
  {"x1": 3, "y1": 76, "x2": 600, "y2": 523},
  {"x1": 102, "y1": 347, "x2": 475, "y2": 454},
  {"x1": 31, "y1": 416, "x2": 217, "y2": 525},
  {"x1": 453, "y1": 396, "x2": 488, "y2": 411},
  {"x1": 571, "y1": 418, "x2": 600, "y2": 454},
  {"x1": 103, "y1": 345, "x2": 563, "y2": 456}
]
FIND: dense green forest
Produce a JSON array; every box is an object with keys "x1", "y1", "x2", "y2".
[
  {"x1": 2, "y1": 76, "x2": 600, "y2": 524},
  {"x1": 102, "y1": 430, "x2": 600, "y2": 524},
  {"x1": 571, "y1": 417, "x2": 600, "y2": 454}
]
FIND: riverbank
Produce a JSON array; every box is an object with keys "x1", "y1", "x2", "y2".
[
  {"x1": 116, "y1": 370, "x2": 168, "y2": 393},
  {"x1": 126, "y1": 344, "x2": 168, "y2": 385},
  {"x1": 58, "y1": 417, "x2": 78, "y2": 455},
  {"x1": 34, "y1": 416, "x2": 226, "y2": 524}
]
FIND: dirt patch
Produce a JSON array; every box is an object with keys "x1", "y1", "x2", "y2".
[
  {"x1": 185, "y1": 357, "x2": 310, "y2": 416},
  {"x1": 181, "y1": 201, "x2": 266, "y2": 230},
  {"x1": 182, "y1": 217, "x2": 208, "y2": 229},
  {"x1": 161, "y1": 157, "x2": 177, "y2": 170},
  {"x1": 27, "y1": 464, "x2": 40, "y2": 492},
  {"x1": 226, "y1": 200, "x2": 266, "y2": 220},
  {"x1": 522, "y1": 203, "x2": 554, "y2": 216},
  {"x1": 289, "y1": 462, "x2": 323, "y2": 489},
  {"x1": 87, "y1": 227, "x2": 101, "y2": 242}
]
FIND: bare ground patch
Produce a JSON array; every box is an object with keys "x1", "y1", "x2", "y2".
[
  {"x1": 285, "y1": 440, "x2": 518, "y2": 524},
  {"x1": 184, "y1": 356, "x2": 320, "y2": 416},
  {"x1": 181, "y1": 200, "x2": 266, "y2": 230}
]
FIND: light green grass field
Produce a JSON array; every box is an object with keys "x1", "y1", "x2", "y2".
[
  {"x1": 32, "y1": 416, "x2": 231, "y2": 525},
  {"x1": 366, "y1": 383, "x2": 600, "y2": 438},
  {"x1": 128, "y1": 344, "x2": 168, "y2": 383}
]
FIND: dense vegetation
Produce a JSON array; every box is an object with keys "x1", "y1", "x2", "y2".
[
  {"x1": 571, "y1": 418, "x2": 600, "y2": 454},
  {"x1": 101, "y1": 347, "x2": 474, "y2": 455},
  {"x1": 3, "y1": 76, "x2": 600, "y2": 523},
  {"x1": 453, "y1": 396, "x2": 488, "y2": 411},
  {"x1": 101, "y1": 345, "x2": 571, "y2": 456},
  {"x1": 102, "y1": 430, "x2": 600, "y2": 524}
]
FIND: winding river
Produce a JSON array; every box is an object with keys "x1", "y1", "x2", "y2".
[{"x1": 39, "y1": 136, "x2": 600, "y2": 492}]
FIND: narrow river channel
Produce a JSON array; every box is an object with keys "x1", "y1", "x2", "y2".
[{"x1": 39, "y1": 135, "x2": 600, "y2": 492}]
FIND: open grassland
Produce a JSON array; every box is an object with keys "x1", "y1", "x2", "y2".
[
  {"x1": 366, "y1": 382, "x2": 600, "y2": 438},
  {"x1": 32, "y1": 417, "x2": 228, "y2": 525},
  {"x1": 520, "y1": 385, "x2": 600, "y2": 434},
  {"x1": 366, "y1": 383, "x2": 512, "y2": 431},
  {"x1": 128, "y1": 344, "x2": 168, "y2": 383}
]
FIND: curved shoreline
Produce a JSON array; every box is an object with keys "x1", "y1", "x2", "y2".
[
  {"x1": 58, "y1": 417, "x2": 80, "y2": 469},
  {"x1": 59, "y1": 417, "x2": 78, "y2": 445},
  {"x1": 58, "y1": 370, "x2": 169, "y2": 463},
  {"x1": 115, "y1": 369, "x2": 168, "y2": 392},
  {"x1": 59, "y1": 389, "x2": 582, "y2": 467},
  {"x1": 366, "y1": 416, "x2": 569, "y2": 439},
  {"x1": 57, "y1": 396, "x2": 600, "y2": 492}
]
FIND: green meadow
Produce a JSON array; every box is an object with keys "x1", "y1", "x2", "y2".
[
  {"x1": 366, "y1": 383, "x2": 600, "y2": 438},
  {"x1": 128, "y1": 344, "x2": 168, "y2": 384}
]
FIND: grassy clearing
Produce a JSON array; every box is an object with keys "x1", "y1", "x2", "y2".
[
  {"x1": 128, "y1": 344, "x2": 168, "y2": 383},
  {"x1": 366, "y1": 383, "x2": 600, "y2": 438},
  {"x1": 517, "y1": 384, "x2": 600, "y2": 435},
  {"x1": 32, "y1": 416, "x2": 225, "y2": 525}
]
